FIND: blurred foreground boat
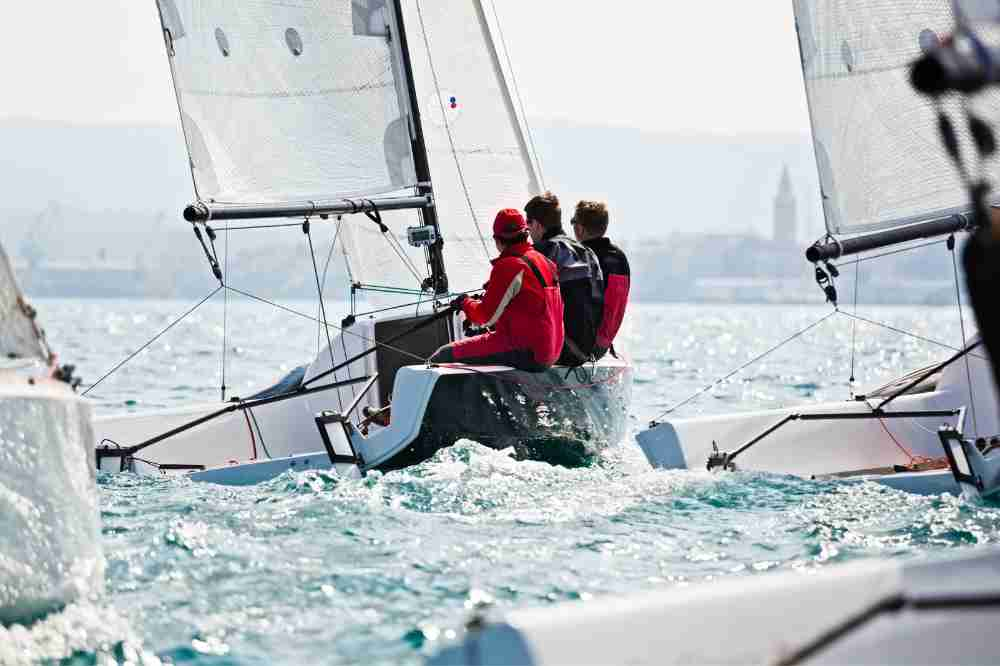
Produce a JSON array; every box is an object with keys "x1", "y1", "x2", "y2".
[
  {"x1": 0, "y1": 244, "x2": 102, "y2": 623},
  {"x1": 427, "y1": 547, "x2": 1000, "y2": 666}
]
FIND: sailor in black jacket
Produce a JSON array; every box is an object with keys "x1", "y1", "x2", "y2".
[{"x1": 525, "y1": 192, "x2": 604, "y2": 366}]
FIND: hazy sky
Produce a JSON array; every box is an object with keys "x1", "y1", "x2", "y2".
[{"x1": 1, "y1": 1, "x2": 812, "y2": 135}]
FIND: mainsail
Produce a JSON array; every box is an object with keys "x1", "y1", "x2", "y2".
[
  {"x1": 0, "y1": 245, "x2": 49, "y2": 363},
  {"x1": 794, "y1": 0, "x2": 1000, "y2": 237},
  {"x1": 157, "y1": 0, "x2": 417, "y2": 205},
  {"x1": 156, "y1": 0, "x2": 541, "y2": 299}
]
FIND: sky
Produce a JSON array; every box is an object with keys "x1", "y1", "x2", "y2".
[{"x1": 0, "y1": 1, "x2": 813, "y2": 135}]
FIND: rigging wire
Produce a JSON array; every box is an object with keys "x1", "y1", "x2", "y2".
[
  {"x1": 950, "y1": 235, "x2": 980, "y2": 436},
  {"x1": 220, "y1": 226, "x2": 229, "y2": 402},
  {"x1": 305, "y1": 219, "x2": 346, "y2": 413},
  {"x1": 488, "y1": 0, "x2": 546, "y2": 189},
  {"x1": 381, "y1": 224, "x2": 426, "y2": 286},
  {"x1": 848, "y1": 253, "x2": 860, "y2": 397},
  {"x1": 317, "y1": 218, "x2": 343, "y2": 357},
  {"x1": 82, "y1": 286, "x2": 223, "y2": 397},
  {"x1": 835, "y1": 310, "x2": 987, "y2": 359},
  {"x1": 414, "y1": 0, "x2": 493, "y2": 262},
  {"x1": 224, "y1": 285, "x2": 427, "y2": 363},
  {"x1": 649, "y1": 309, "x2": 838, "y2": 425}
]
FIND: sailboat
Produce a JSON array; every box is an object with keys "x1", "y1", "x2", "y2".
[
  {"x1": 428, "y1": 545, "x2": 1000, "y2": 665},
  {"x1": 93, "y1": 0, "x2": 632, "y2": 483},
  {"x1": 0, "y1": 243, "x2": 103, "y2": 623},
  {"x1": 637, "y1": 0, "x2": 1000, "y2": 495}
]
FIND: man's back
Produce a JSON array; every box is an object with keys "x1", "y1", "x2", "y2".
[
  {"x1": 464, "y1": 242, "x2": 565, "y2": 368},
  {"x1": 534, "y1": 230, "x2": 604, "y2": 365},
  {"x1": 582, "y1": 236, "x2": 631, "y2": 354}
]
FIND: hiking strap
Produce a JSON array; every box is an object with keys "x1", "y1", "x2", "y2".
[{"x1": 518, "y1": 255, "x2": 553, "y2": 287}]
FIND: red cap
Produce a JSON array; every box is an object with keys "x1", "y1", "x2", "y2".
[{"x1": 492, "y1": 208, "x2": 527, "y2": 240}]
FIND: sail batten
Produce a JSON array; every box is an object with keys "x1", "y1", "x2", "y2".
[{"x1": 793, "y1": 0, "x2": 1000, "y2": 238}]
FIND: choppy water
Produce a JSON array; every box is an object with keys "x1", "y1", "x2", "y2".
[{"x1": 5, "y1": 298, "x2": 1000, "y2": 665}]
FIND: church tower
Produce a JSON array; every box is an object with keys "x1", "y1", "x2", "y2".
[{"x1": 773, "y1": 165, "x2": 797, "y2": 243}]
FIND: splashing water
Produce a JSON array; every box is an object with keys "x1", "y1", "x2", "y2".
[{"x1": 7, "y1": 300, "x2": 998, "y2": 664}]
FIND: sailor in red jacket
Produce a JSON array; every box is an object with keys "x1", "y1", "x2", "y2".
[
  {"x1": 572, "y1": 201, "x2": 631, "y2": 358},
  {"x1": 430, "y1": 209, "x2": 565, "y2": 372}
]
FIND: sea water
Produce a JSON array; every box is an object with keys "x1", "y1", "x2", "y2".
[{"x1": 4, "y1": 298, "x2": 1000, "y2": 665}]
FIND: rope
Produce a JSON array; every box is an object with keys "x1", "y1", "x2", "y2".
[
  {"x1": 317, "y1": 217, "x2": 362, "y2": 415},
  {"x1": 835, "y1": 310, "x2": 987, "y2": 359},
  {"x1": 382, "y1": 225, "x2": 425, "y2": 286},
  {"x1": 849, "y1": 254, "x2": 860, "y2": 397},
  {"x1": 246, "y1": 404, "x2": 272, "y2": 459},
  {"x1": 317, "y1": 218, "x2": 342, "y2": 357},
  {"x1": 863, "y1": 399, "x2": 948, "y2": 469},
  {"x1": 242, "y1": 408, "x2": 257, "y2": 459},
  {"x1": 220, "y1": 226, "x2": 229, "y2": 402},
  {"x1": 649, "y1": 309, "x2": 838, "y2": 424},
  {"x1": 414, "y1": 0, "x2": 492, "y2": 262},
  {"x1": 224, "y1": 285, "x2": 427, "y2": 363},
  {"x1": 951, "y1": 236, "x2": 979, "y2": 436},
  {"x1": 82, "y1": 286, "x2": 222, "y2": 397},
  {"x1": 488, "y1": 0, "x2": 546, "y2": 189},
  {"x1": 305, "y1": 220, "x2": 345, "y2": 412}
]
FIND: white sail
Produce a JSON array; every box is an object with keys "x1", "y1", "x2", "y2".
[
  {"x1": 0, "y1": 245, "x2": 49, "y2": 363},
  {"x1": 794, "y1": 0, "x2": 1000, "y2": 236},
  {"x1": 403, "y1": 0, "x2": 542, "y2": 293},
  {"x1": 156, "y1": 0, "x2": 541, "y2": 300},
  {"x1": 156, "y1": 0, "x2": 417, "y2": 205}
]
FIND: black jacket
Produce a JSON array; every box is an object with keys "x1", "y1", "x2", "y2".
[{"x1": 534, "y1": 227, "x2": 604, "y2": 364}]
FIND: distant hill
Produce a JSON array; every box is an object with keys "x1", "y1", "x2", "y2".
[{"x1": 0, "y1": 118, "x2": 824, "y2": 244}]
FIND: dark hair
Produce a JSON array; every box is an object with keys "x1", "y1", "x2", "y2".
[
  {"x1": 524, "y1": 191, "x2": 561, "y2": 231},
  {"x1": 573, "y1": 200, "x2": 609, "y2": 236},
  {"x1": 497, "y1": 230, "x2": 530, "y2": 247}
]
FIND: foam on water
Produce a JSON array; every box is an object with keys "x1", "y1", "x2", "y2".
[
  {"x1": 12, "y1": 300, "x2": 1000, "y2": 664},
  {"x1": 62, "y1": 442, "x2": 1000, "y2": 664}
]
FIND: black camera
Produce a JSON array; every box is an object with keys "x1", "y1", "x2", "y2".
[{"x1": 911, "y1": 33, "x2": 1000, "y2": 95}]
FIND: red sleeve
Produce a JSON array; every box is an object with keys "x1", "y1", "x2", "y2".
[
  {"x1": 596, "y1": 274, "x2": 630, "y2": 348},
  {"x1": 462, "y1": 259, "x2": 525, "y2": 327}
]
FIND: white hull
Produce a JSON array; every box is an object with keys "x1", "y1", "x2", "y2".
[
  {"x1": 428, "y1": 547, "x2": 1000, "y2": 665},
  {"x1": 0, "y1": 373, "x2": 102, "y2": 624},
  {"x1": 95, "y1": 313, "x2": 633, "y2": 483},
  {"x1": 638, "y1": 339, "x2": 998, "y2": 491}
]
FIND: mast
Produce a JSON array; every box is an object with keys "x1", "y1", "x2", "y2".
[{"x1": 387, "y1": 0, "x2": 449, "y2": 295}]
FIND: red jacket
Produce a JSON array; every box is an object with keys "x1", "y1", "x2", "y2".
[
  {"x1": 582, "y1": 237, "x2": 631, "y2": 349},
  {"x1": 462, "y1": 241, "x2": 565, "y2": 367}
]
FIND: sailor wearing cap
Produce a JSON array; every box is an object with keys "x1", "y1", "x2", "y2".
[{"x1": 429, "y1": 209, "x2": 565, "y2": 371}]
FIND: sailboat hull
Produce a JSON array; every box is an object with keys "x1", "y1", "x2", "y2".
[
  {"x1": 371, "y1": 360, "x2": 632, "y2": 472},
  {"x1": 637, "y1": 339, "x2": 998, "y2": 495},
  {"x1": 94, "y1": 355, "x2": 633, "y2": 483}
]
